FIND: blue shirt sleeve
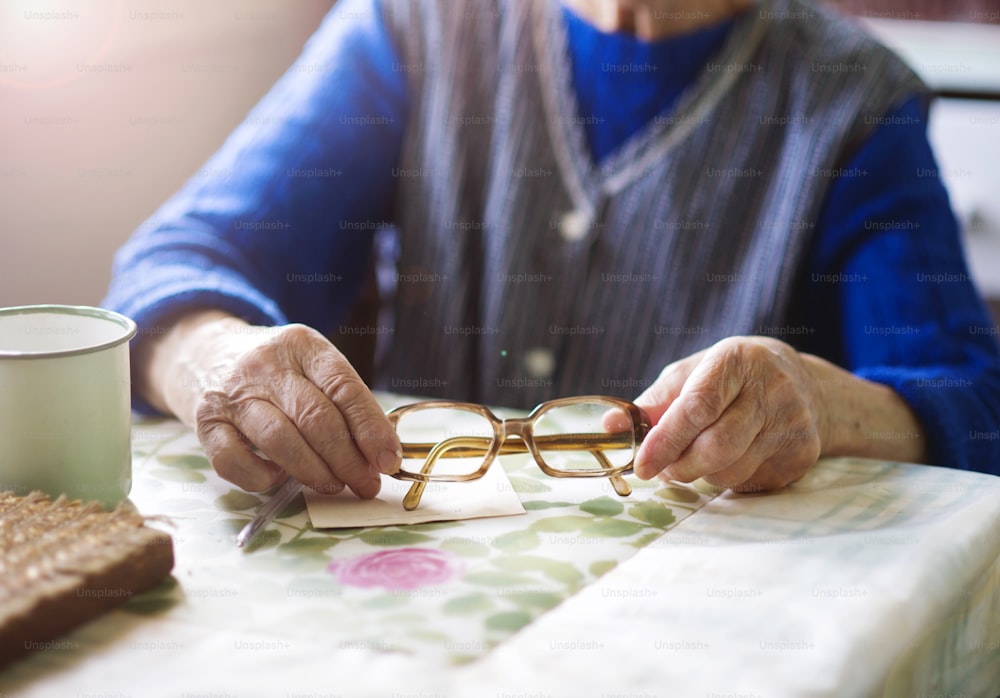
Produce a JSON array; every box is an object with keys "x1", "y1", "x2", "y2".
[
  {"x1": 803, "y1": 95, "x2": 1000, "y2": 476},
  {"x1": 102, "y1": 0, "x2": 407, "y2": 339}
]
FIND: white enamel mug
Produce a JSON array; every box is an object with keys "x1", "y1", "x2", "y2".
[{"x1": 0, "y1": 305, "x2": 137, "y2": 508}]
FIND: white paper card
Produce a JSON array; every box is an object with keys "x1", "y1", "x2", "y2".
[{"x1": 304, "y1": 464, "x2": 526, "y2": 528}]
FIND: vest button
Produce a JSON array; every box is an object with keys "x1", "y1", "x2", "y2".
[
  {"x1": 558, "y1": 210, "x2": 590, "y2": 242},
  {"x1": 524, "y1": 348, "x2": 555, "y2": 379}
]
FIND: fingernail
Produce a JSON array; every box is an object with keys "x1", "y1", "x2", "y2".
[{"x1": 377, "y1": 448, "x2": 401, "y2": 474}]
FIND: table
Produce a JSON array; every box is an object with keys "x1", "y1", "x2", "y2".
[{"x1": 1, "y1": 396, "x2": 998, "y2": 697}]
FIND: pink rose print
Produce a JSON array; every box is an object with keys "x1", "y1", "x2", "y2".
[{"x1": 327, "y1": 547, "x2": 462, "y2": 590}]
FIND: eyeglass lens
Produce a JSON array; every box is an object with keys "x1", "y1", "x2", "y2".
[
  {"x1": 532, "y1": 401, "x2": 635, "y2": 471},
  {"x1": 395, "y1": 406, "x2": 495, "y2": 477}
]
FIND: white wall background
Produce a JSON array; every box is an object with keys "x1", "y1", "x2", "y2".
[{"x1": 0, "y1": 0, "x2": 334, "y2": 308}]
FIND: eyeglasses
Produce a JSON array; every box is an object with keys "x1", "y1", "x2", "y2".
[{"x1": 386, "y1": 396, "x2": 652, "y2": 511}]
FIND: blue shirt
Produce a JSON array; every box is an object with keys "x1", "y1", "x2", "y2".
[{"x1": 104, "y1": 0, "x2": 1000, "y2": 476}]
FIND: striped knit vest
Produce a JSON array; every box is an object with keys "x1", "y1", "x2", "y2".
[{"x1": 375, "y1": 0, "x2": 926, "y2": 408}]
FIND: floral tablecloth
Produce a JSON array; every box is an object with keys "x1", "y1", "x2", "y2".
[
  {"x1": 123, "y1": 396, "x2": 718, "y2": 663},
  {"x1": 4, "y1": 396, "x2": 997, "y2": 697}
]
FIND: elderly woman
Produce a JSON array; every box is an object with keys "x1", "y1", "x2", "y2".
[{"x1": 105, "y1": 0, "x2": 1000, "y2": 499}]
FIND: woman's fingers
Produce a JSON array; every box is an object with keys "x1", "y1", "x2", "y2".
[
  {"x1": 656, "y1": 390, "x2": 765, "y2": 483},
  {"x1": 196, "y1": 415, "x2": 289, "y2": 493},
  {"x1": 294, "y1": 328, "x2": 401, "y2": 476},
  {"x1": 635, "y1": 337, "x2": 822, "y2": 490},
  {"x1": 634, "y1": 345, "x2": 745, "y2": 479},
  {"x1": 270, "y1": 372, "x2": 383, "y2": 499},
  {"x1": 191, "y1": 322, "x2": 397, "y2": 497}
]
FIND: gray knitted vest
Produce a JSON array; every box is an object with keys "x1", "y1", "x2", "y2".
[{"x1": 374, "y1": 0, "x2": 925, "y2": 408}]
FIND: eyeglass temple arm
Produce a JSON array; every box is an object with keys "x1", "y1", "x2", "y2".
[
  {"x1": 400, "y1": 434, "x2": 634, "y2": 510},
  {"x1": 591, "y1": 449, "x2": 632, "y2": 497},
  {"x1": 401, "y1": 436, "x2": 492, "y2": 512}
]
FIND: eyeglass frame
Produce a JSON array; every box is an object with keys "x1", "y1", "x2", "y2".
[{"x1": 385, "y1": 395, "x2": 653, "y2": 511}]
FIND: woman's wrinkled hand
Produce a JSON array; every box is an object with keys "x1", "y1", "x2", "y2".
[
  {"x1": 633, "y1": 336, "x2": 824, "y2": 492},
  {"x1": 142, "y1": 311, "x2": 401, "y2": 496}
]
